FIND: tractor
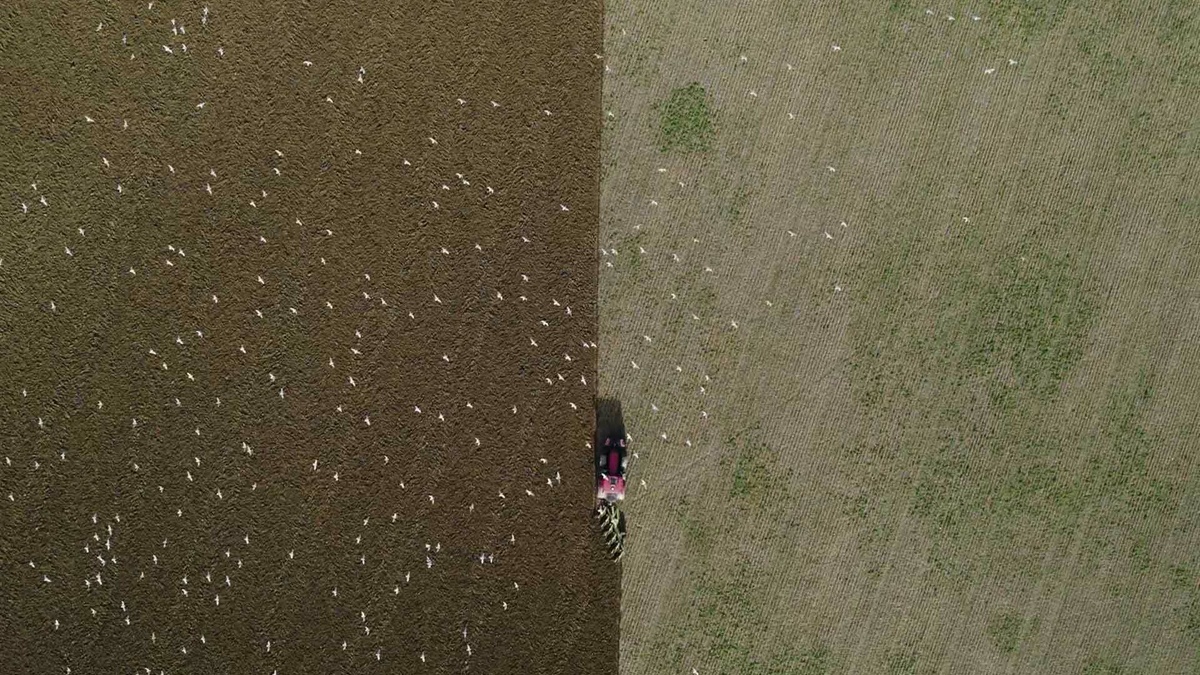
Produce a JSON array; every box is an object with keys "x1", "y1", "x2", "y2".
[{"x1": 594, "y1": 398, "x2": 628, "y2": 562}]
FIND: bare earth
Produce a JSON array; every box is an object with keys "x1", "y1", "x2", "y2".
[{"x1": 0, "y1": 1, "x2": 612, "y2": 673}]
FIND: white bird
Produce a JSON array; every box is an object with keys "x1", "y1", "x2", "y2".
[
  {"x1": 831, "y1": 44, "x2": 841, "y2": 51},
  {"x1": 984, "y1": 67, "x2": 996, "y2": 75},
  {"x1": 429, "y1": 137, "x2": 438, "y2": 145}
]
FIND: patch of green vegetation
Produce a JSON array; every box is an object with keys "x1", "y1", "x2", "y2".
[
  {"x1": 775, "y1": 645, "x2": 831, "y2": 675},
  {"x1": 885, "y1": 646, "x2": 919, "y2": 674},
  {"x1": 1182, "y1": 595, "x2": 1200, "y2": 642},
  {"x1": 1082, "y1": 657, "x2": 1131, "y2": 675},
  {"x1": 654, "y1": 552, "x2": 831, "y2": 674},
  {"x1": 1170, "y1": 564, "x2": 1194, "y2": 590},
  {"x1": 676, "y1": 494, "x2": 713, "y2": 557},
  {"x1": 722, "y1": 183, "x2": 752, "y2": 235},
  {"x1": 655, "y1": 83, "x2": 715, "y2": 154},
  {"x1": 985, "y1": 0, "x2": 1074, "y2": 43},
  {"x1": 730, "y1": 440, "x2": 772, "y2": 499},
  {"x1": 987, "y1": 612, "x2": 1022, "y2": 653},
  {"x1": 612, "y1": 229, "x2": 649, "y2": 284},
  {"x1": 1129, "y1": 537, "x2": 1152, "y2": 573},
  {"x1": 957, "y1": 249, "x2": 1098, "y2": 408},
  {"x1": 845, "y1": 241, "x2": 1121, "y2": 584},
  {"x1": 1079, "y1": 367, "x2": 1179, "y2": 535},
  {"x1": 851, "y1": 240, "x2": 1096, "y2": 407},
  {"x1": 1157, "y1": 0, "x2": 1200, "y2": 87}
]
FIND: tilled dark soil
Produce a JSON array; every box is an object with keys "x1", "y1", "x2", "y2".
[{"x1": 0, "y1": 1, "x2": 611, "y2": 672}]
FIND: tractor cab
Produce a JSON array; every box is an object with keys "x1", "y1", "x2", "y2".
[{"x1": 596, "y1": 435, "x2": 627, "y2": 503}]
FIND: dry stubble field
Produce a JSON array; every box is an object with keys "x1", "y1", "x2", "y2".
[{"x1": 599, "y1": 1, "x2": 1200, "y2": 673}]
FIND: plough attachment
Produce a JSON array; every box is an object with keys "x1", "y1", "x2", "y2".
[{"x1": 595, "y1": 502, "x2": 627, "y2": 562}]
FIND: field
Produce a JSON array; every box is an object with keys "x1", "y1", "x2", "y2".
[
  {"x1": 599, "y1": 0, "x2": 1200, "y2": 673},
  {"x1": 0, "y1": 1, "x2": 611, "y2": 673}
]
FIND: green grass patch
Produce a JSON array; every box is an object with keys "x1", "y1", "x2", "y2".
[
  {"x1": 987, "y1": 612, "x2": 1022, "y2": 653},
  {"x1": 653, "y1": 552, "x2": 830, "y2": 674},
  {"x1": 676, "y1": 493, "x2": 714, "y2": 557},
  {"x1": 655, "y1": 83, "x2": 715, "y2": 154},
  {"x1": 730, "y1": 440, "x2": 772, "y2": 499},
  {"x1": 885, "y1": 646, "x2": 920, "y2": 674},
  {"x1": 844, "y1": 240, "x2": 1127, "y2": 585},
  {"x1": 985, "y1": 0, "x2": 1074, "y2": 42},
  {"x1": 1082, "y1": 657, "x2": 1132, "y2": 675}
]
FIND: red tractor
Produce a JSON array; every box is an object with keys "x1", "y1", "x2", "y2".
[
  {"x1": 594, "y1": 398, "x2": 628, "y2": 561},
  {"x1": 596, "y1": 434, "x2": 627, "y2": 504}
]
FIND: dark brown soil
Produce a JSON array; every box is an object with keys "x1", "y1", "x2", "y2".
[{"x1": 0, "y1": 0, "x2": 611, "y2": 672}]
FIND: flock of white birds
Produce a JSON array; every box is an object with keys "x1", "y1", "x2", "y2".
[{"x1": 4, "y1": 2, "x2": 611, "y2": 672}]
